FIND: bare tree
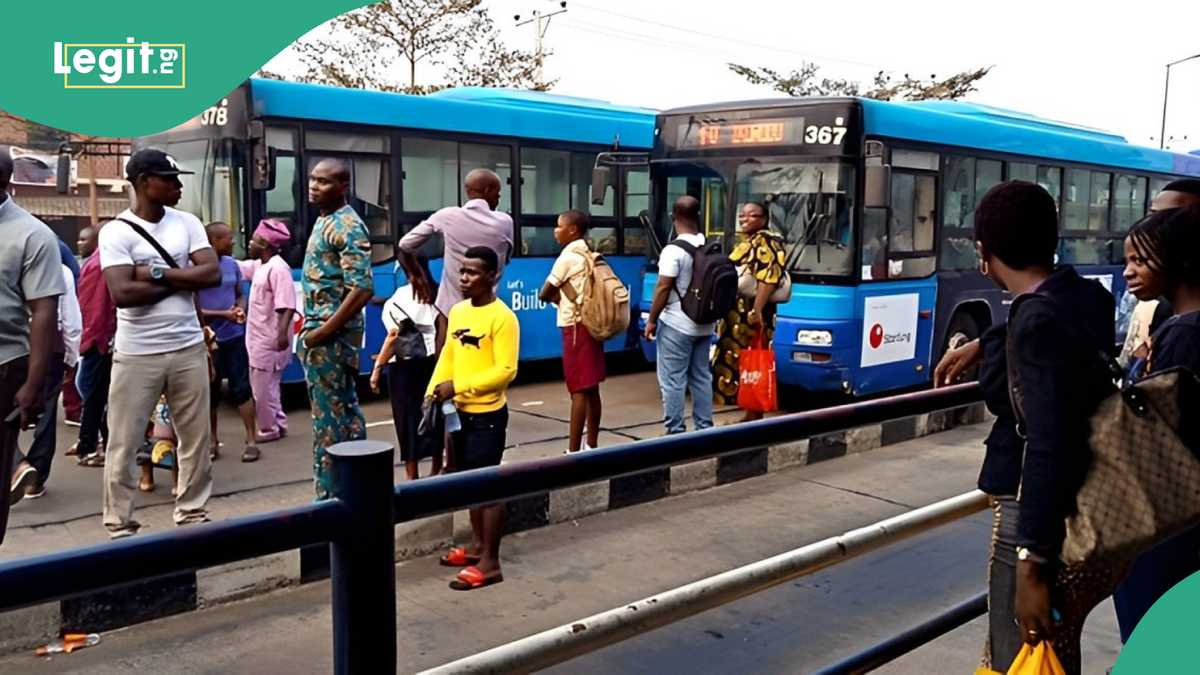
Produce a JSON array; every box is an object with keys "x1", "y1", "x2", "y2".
[
  {"x1": 260, "y1": 0, "x2": 551, "y2": 94},
  {"x1": 728, "y1": 62, "x2": 991, "y2": 101}
]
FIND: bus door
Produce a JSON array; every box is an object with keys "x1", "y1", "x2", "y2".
[{"x1": 853, "y1": 169, "x2": 938, "y2": 395}]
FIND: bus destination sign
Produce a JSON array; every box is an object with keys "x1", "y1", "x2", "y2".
[{"x1": 672, "y1": 115, "x2": 851, "y2": 151}]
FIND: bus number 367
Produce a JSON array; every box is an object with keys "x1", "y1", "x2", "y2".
[{"x1": 805, "y1": 118, "x2": 848, "y2": 146}]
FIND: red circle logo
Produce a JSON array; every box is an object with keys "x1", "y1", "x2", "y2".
[{"x1": 869, "y1": 323, "x2": 884, "y2": 349}]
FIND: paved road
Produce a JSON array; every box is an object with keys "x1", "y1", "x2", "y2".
[{"x1": 0, "y1": 422, "x2": 1121, "y2": 673}]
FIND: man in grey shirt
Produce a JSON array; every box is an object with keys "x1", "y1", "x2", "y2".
[
  {"x1": 397, "y1": 168, "x2": 513, "y2": 349},
  {"x1": 0, "y1": 152, "x2": 65, "y2": 543}
]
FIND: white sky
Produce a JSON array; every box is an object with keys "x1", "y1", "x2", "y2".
[{"x1": 267, "y1": 0, "x2": 1200, "y2": 154}]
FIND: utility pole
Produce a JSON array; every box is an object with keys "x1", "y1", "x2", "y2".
[
  {"x1": 515, "y1": 1, "x2": 567, "y2": 85},
  {"x1": 1160, "y1": 52, "x2": 1200, "y2": 150}
]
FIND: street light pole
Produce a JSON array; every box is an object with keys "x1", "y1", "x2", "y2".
[{"x1": 1160, "y1": 52, "x2": 1200, "y2": 150}]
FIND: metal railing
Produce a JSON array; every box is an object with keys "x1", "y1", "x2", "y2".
[{"x1": 0, "y1": 383, "x2": 981, "y2": 674}]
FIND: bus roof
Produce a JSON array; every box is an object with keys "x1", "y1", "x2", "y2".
[
  {"x1": 248, "y1": 78, "x2": 656, "y2": 149},
  {"x1": 659, "y1": 97, "x2": 1200, "y2": 177}
]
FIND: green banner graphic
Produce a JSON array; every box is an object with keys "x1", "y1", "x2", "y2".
[
  {"x1": 1113, "y1": 569, "x2": 1200, "y2": 672},
  {"x1": 2, "y1": 2, "x2": 371, "y2": 137}
]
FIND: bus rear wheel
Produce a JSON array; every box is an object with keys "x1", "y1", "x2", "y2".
[{"x1": 942, "y1": 313, "x2": 981, "y2": 382}]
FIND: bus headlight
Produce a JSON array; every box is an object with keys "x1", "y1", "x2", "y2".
[{"x1": 795, "y1": 330, "x2": 833, "y2": 347}]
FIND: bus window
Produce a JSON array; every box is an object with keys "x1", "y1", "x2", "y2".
[
  {"x1": 974, "y1": 159, "x2": 1002, "y2": 210},
  {"x1": 401, "y1": 138, "x2": 457, "y2": 212},
  {"x1": 520, "y1": 148, "x2": 570, "y2": 215},
  {"x1": 265, "y1": 153, "x2": 298, "y2": 229},
  {"x1": 305, "y1": 130, "x2": 389, "y2": 154},
  {"x1": 460, "y1": 143, "x2": 512, "y2": 214},
  {"x1": 1089, "y1": 172, "x2": 1111, "y2": 231},
  {"x1": 1113, "y1": 174, "x2": 1147, "y2": 231},
  {"x1": 943, "y1": 156, "x2": 975, "y2": 228},
  {"x1": 1036, "y1": 166, "x2": 1062, "y2": 210},
  {"x1": 352, "y1": 156, "x2": 391, "y2": 242},
  {"x1": 623, "y1": 168, "x2": 650, "y2": 255},
  {"x1": 1009, "y1": 162, "x2": 1037, "y2": 183},
  {"x1": 572, "y1": 153, "x2": 612, "y2": 217},
  {"x1": 879, "y1": 172, "x2": 936, "y2": 279},
  {"x1": 1151, "y1": 176, "x2": 1173, "y2": 200}
]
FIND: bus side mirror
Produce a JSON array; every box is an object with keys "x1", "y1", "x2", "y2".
[
  {"x1": 864, "y1": 164, "x2": 891, "y2": 209},
  {"x1": 56, "y1": 152, "x2": 71, "y2": 194},
  {"x1": 252, "y1": 144, "x2": 276, "y2": 192},
  {"x1": 591, "y1": 165, "x2": 611, "y2": 206}
]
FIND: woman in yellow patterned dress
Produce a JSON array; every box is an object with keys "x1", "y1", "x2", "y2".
[{"x1": 712, "y1": 201, "x2": 788, "y2": 421}]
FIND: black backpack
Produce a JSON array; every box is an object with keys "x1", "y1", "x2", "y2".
[{"x1": 669, "y1": 238, "x2": 738, "y2": 324}]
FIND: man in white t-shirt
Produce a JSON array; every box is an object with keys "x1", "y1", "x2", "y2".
[
  {"x1": 643, "y1": 196, "x2": 716, "y2": 434},
  {"x1": 98, "y1": 149, "x2": 221, "y2": 538}
]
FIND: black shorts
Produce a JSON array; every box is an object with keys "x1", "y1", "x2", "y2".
[
  {"x1": 211, "y1": 335, "x2": 253, "y2": 407},
  {"x1": 451, "y1": 406, "x2": 508, "y2": 471}
]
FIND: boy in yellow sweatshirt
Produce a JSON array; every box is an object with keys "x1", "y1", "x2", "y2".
[{"x1": 428, "y1": 246, "x2": 519, "y2": 590}]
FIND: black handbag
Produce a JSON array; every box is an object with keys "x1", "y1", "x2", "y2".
[
  {"x1": 388, "y1": 308, "x2": 428, "y2": 361},
  {"x1": 417, "y1": 396, "x2": 443, "y2": 438}
]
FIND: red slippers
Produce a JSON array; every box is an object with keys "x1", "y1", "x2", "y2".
[
  {"x1": 449, "y1": 565, "x2": 503, "y2": 591},
  {"x1": 439, "y1": 547, "x2": 482, "y2": 567}
]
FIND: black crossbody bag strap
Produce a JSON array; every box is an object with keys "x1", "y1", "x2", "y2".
[
  {"x1": 116, "y1": 217, "x2": 180, "y2": 269},
  {"x1": 115, "y1": 218, "x2": 211, "y2": 347}
]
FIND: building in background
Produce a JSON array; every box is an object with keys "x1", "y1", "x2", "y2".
[{"x1": 0, "y1": 113, "x2": 130, "y2": 253}]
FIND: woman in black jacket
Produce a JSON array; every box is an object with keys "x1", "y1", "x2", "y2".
[
  {"x1": 1113, "y1": 205, "x2": 1200, "y2": 643},
  {"x1": 935, "y1": 181, "x2": 1115, "y2": 673}
]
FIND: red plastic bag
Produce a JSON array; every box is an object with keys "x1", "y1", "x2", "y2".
[{"x1": 737, "y1": 334, "x2": 777, "y2": 413}]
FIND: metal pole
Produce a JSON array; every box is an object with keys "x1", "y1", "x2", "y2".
[
  {"x1": 1160, "y1": 64, "x2": 1171, "y2": 150},
  {"x1": 328, "y1": 440, "x2": 397, "y2": 675},
  {"x1": 420, "y1": 490, "x2": 989, "y2": 674}
]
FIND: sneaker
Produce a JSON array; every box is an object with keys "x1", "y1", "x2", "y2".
[
  {"x1": 175, "y1": 510, "x2": 211, "y2": 526},
  {"x1": 106, "y1": 522, "x2": 143, "y2": 540},
  {"x1": 25, "y1": 483, "x2": 47, "y2": 499},
  {"x1": 64, "y1": 417, "x2": 81, "y2": 428},
  {"x1": 9, "y1": 464, "x2": 38, "y2": 506}
]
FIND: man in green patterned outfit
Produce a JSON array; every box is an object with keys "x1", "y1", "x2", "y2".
[{"x1": 299, "y1": 158, "x2": 373, "y2": 499}]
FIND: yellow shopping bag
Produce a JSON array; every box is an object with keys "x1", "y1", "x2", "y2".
[{"x1": 974, "y1": 642, "x2": 1066, "y2": 675}]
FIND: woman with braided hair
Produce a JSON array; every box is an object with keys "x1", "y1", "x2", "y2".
[{"x1": 1115, "y1": 204, "x2": 1200, "y2": 643}]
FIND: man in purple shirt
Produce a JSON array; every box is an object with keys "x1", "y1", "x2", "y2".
[
  {"x1": 397, "y1": 169, "x2": 513, "y2": 350},
  {"x1": 198, "y1": 223, "x2": 259, "y2": 462}
]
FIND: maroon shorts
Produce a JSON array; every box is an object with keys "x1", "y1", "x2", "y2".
[{"x1": 562, "y1": 324, "x2": 606, "y2": 394}]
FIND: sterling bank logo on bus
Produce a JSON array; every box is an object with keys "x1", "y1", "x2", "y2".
[
  {"x1": 860, "y1": 293, "x2": 919, "y2": 368},
  {"x1": 53, "y1": 38, "x2": 185, "y2": 89}
]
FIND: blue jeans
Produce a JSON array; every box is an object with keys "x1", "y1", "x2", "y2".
[{"x1": 656, "y1": 322, "x2": 713, "y2": 435}]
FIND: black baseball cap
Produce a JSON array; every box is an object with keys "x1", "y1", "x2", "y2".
[{"x1": 125, "y1": 148, "x2": 194, "y2": 181}]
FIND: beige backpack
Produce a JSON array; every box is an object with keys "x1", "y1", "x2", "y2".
[{"x1": 561, "y1": 249, "x2": 630, "y2": 342}]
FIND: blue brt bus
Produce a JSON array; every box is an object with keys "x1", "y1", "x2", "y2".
[
  {"x1": 611, "y1": 97, "x2": 1200, "y2": 397},
  {"x1": 137, "y1": 78, "x2": 655, "y2": 383}
]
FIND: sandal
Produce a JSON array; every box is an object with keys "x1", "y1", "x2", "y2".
[
  {"x1": 439, "y1": 547, "x2": 481, "y2": 567},
  {"x1": 449, "y1": 565, "x2": 503, "y2": 591},
  {"x1": 138, "y1": 477, "x2": 155, "y2": 493},
  {"x1": 66, "y1": 441, "x2": 80, "y2": 456},
  {"x1": 241, "y1": 444, "x2": 261, "y2": 463},
  {"x1": 77, "y1": 452, "x2": 106, "y2": 468}
]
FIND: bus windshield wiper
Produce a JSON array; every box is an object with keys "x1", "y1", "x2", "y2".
[{"x1": 787, "y1": 171, "x2": 826, "y2": 269}]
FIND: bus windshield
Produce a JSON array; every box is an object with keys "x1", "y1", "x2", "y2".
[
  {"x1": 735, "y1": 160, "x2": 855, "y2": 278},
  {"x1": 150, "y1": 138, "x2": 246, "y2": 253}
]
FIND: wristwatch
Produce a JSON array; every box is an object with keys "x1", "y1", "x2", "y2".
[
  {"x1": 149, "y1": 264, "x2": 168, "y2": 282},
  {"x1": 1016, "y1": 546, "x2": 1049, "y2": 564}
]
